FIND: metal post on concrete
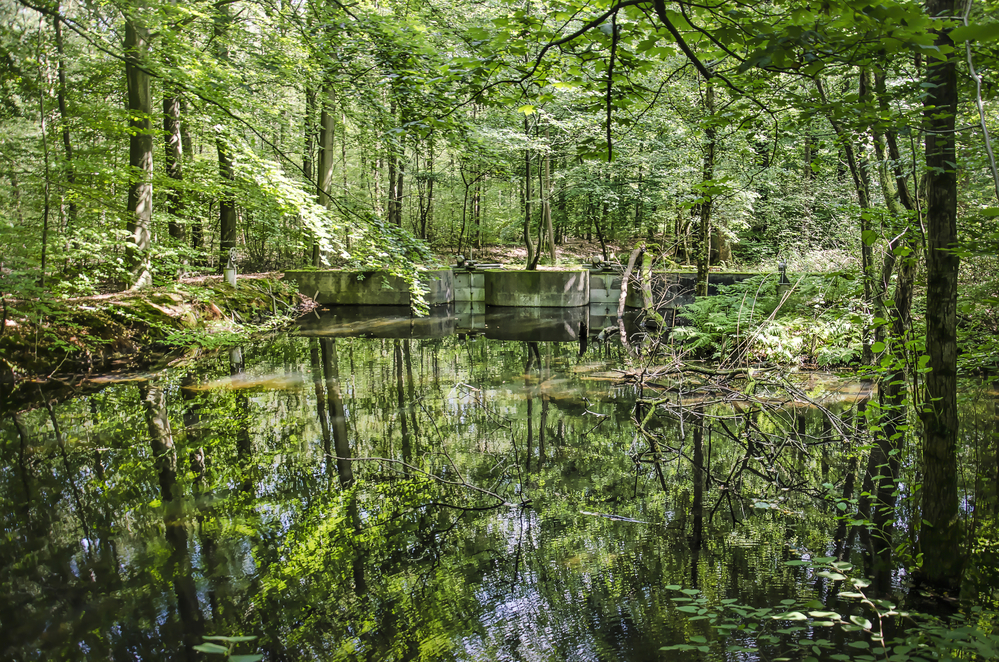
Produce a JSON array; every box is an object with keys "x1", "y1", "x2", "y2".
[
  {"x1": 224, "y1": 248, "x2": 238, "y2": 287},
  {"x1": 777, "y1": 260, "x2": 791, "y2": 299}
]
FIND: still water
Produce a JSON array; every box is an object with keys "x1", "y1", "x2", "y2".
[{"x1": 1, "y1": 307, "x2": 892, "y2": 661}]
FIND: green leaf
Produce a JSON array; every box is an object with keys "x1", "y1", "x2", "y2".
[
  {"x1": 690, "y1": 635, "x2": 707, "y2": 643},
  {"x1": 517, "y1": 105, "x2": 535, "y2": 116},
  {"x1": 808, "y1": 611, "x2": 840, "y2": 619},
  {"x1": 872, "y1": 341, "x2": 886, "y2": 353},
  {"x1": 850, "y1": 615, "x2": 873, "y2": 629},
  {"x1": 951, "y1": 22, "x2": 999, "y2": 44},
  {"x1": 229, "y1": 656, "x2": 263, "y2": 662},
  {"x1": 773, "y1": 611, "x2": 808, "y2": 621},
  {"x1": 861, "y1": 229, "x2": 878, "y2": 246},
  {"x1": 193, "y1": 643, "x2": 230, "y2": 654}
]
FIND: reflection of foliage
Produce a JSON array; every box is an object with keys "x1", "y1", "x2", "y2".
[{"x1": 2, "y1": 331, "x2": 993, "y2": 660}]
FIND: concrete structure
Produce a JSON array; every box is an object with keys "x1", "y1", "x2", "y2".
[
  {"x1": 284, "y1": 269, "x2": 453, "y2": 306},
  {"x1": 454, "y1": 271, "x2": 485, "y2": 302},
  {"x1": 483, "y1": 269, "x2": 589, "y2": 307},
  {"x1": 283, "y1": 268, "x2": 763, "y2": 316}
]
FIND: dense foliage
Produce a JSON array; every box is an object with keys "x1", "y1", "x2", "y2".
[{"x1": 4, "y1": 0, "x2": 999, "y2": 638}]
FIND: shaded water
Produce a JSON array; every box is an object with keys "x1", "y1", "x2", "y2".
[{"x1": 0, "y1": 308, "x2": 932, "y2": 661}]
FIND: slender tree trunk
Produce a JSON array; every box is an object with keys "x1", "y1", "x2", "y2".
[
  {"x1": 315, "y1": 84, "x2": 335, "y2": 267},
  {"x1": 920, "y1": 0, "x2": 962, "y2": 592},
  {"x1": 124, "y1": 15, "x2": 153, "y2": 290},
  {"x1": 543, "y1": 126, "x2": 556, "y2": 263},
  {"x1": 214, "y1": 2, "x2": 237, "y2": 273},
  {"x1": 180, "y1": 99, "x2": 201, "y2": 254},
  {"x1": 696, "y1": 80, "x2": 715, "y2": 297},
  {"x1": 816, "y1": 75, "x2": 875, "y2": 363},
  {"x1": 524, "y1": 116, "x2": 537, "y2": 269},
  {"x1": 53, "y1": 10, "x2": 77, "y2": 236},
  {"x1": 163, "y1": 92, "x2": 185, "y2": 243}
]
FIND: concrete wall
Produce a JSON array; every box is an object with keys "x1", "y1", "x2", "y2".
[
  {"x1": 285, "y1": 268, "x2": 763, "y2": 311},
  {"x1": 284, "y1": 269, "x2": 453, "y2": 306},
  {"x1": 484, "y1": 270, "x2": 589, "y2": 307}
]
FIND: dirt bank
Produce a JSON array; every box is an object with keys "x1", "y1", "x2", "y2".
[{"x1": 0, "y1": 274, "x2": 312, "y2": 386}]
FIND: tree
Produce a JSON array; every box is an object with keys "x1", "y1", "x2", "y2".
[{"x1": 123, "y1": 4, "x2": 153, "y2": 290}]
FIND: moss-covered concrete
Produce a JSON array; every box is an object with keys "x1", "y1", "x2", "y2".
[
  {"x1": 284, "y1": 269, "x2": 454, "y2": 306},
  {"x1": 484, "y1": 269, "x2": 589, "y2": 307}
]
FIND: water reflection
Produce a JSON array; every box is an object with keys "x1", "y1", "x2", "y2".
[{"x1": 2, "y1": 312, "x2": 983, "y2": 661}]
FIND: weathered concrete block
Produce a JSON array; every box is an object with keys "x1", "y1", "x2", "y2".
[
  {"x1": 588, "y1": 287, "x2": 622, "y2": 304},
  {"x1": 589, "y1": 274, "x2": 622, "y2": 290},
  {"x1": 284, "y1": 269, "x2": 454, "y2": 306},
  {"x1": 484, "y1": 270, "x2": 589, "y2": 307},
  {"x1": 454, "y1": 288, "x2": 485, "y2": 302}
]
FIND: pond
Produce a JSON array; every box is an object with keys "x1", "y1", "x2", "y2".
[{"x1": 0, "y1": 307, "x2": 977, "y2": 661}]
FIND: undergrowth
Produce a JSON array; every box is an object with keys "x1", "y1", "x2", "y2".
[{"x1": 670, "y1": 273, "x2": 864, "y2": 367}]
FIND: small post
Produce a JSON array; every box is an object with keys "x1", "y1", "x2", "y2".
[
  {"x1": 224, "y1": 248, "x2": 237, "y2": 287},
  {"x1": 777, "y1": 260, "x2": 790, "y2": 299}
]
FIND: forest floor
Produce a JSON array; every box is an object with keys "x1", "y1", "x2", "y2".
[{"x1": 1, "y1": 275, "x2": 309, "y2": 393}]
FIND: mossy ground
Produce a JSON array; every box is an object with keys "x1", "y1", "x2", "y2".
[{"x1": 0, "y1": 274, "x2": 309, "y2": 383}]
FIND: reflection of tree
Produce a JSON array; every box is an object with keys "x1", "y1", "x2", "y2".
[{"x1": 140, "y1": 380, "x2": 204, "y2": 659}]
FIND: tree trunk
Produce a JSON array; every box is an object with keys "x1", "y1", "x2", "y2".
[
  {"x1": 543, "y1": 126, "x2": 556, "y2": 264},
  {"x1": 215, "y1": 2, "x2": 237, "y2": 273},
  {"x1": 53, "y1": 10, "x2": 77, "y2": 236},
  {"x1": 315, "y1": 84, "x2": 335, "y2": 267},
  {"x1": 815, "y1": 75, "x2": 875, "y2": 363},
  {"x1": 124, "y1": 16, "x2": 153, "y2": 290},
  {"x1": 920, "y1": 0, "x2": 962, "y2": 592},
  {"x1": 163, "y1": 91, "x2": 185, "y2": 243},
  {"x1": 695, "y1": 80, "x2": 715, "y2": 297},
  {"x1": 524, "y1": 116, "x2": 537, "y2": 269}
]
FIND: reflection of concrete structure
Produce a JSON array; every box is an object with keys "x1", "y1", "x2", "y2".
[
  {"x1": 284, "y1": 269, "x2": 453, "y2": 306},
  {"x1": 484, "y1": 270, "x2": 589, "y2": 308},
  {"x1": 484, "y1": 307, "x2": 588, "y2": 342},
  {"x1": 294, "y1": 305, "x2": 592, "y2": 343},
  {"x1": 295, "y1": 306, "x2": 456, "y2": 339}
]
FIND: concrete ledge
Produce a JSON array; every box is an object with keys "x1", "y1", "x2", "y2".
[
  {"x1": 284, "y1": 269, "x2": 453, "y2": 306},
  {"x1": 484, "y1": 270, "x2": 589, "y2": 307}
]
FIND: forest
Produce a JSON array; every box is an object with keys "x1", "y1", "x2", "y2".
[{"x1": 2, "y1": 0, "x2": 999, "y2": 658}]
